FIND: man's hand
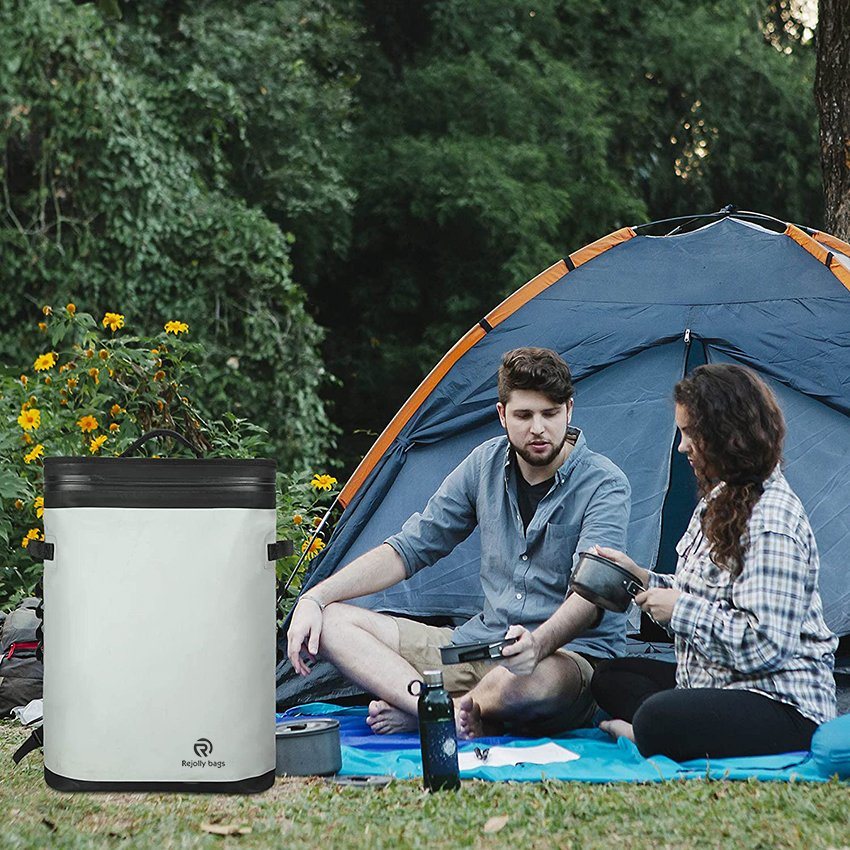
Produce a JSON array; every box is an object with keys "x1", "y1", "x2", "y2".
[
  {"x1": 286, "y1": 597, "x2": 324, "y2": 676},
  {"x1": 633, "y1": 588, "x2": 680, "y2": 625},
  {"x1": 593, "y1": 545, "x2": 649, "y2": 587},
  {"x1": 499, "y1": 624, "x2": 541, "y2": 676}
]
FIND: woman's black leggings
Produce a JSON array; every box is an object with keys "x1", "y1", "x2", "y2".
[{"x1": 591, "y1": 657, "x2": 817, "y2": 762}]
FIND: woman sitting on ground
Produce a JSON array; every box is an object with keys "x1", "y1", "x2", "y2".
[{"x1": 591, "y1": 363, "x2": 837, "y2": 761}]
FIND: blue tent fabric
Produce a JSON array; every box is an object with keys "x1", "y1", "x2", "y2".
[
  {"x1": 277, "y1": 216, "x2": 850, "y2": 706},
  {"x1": 277, "y1": 704, "x2": 838, "y2": 784}
]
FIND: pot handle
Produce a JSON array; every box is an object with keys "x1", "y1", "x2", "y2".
[
  {"x1": 624, "y1": 579, "x2": 645, "y2": 597},
  {"x1": 120, "y1": 429, "x2": 203, "y2": 458}
]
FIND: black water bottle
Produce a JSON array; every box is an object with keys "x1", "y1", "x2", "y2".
[{"x1": 411, "y1": 670, "x2": 460, "y2": 792}]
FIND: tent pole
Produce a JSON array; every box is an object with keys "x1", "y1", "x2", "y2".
[{"x1": 277, "y1": 493, "x2": 343, "y2": 605}]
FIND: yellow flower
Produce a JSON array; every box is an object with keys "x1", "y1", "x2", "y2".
[
  {"x1": 98, "y1": 349, "x2": 109, "y2": 360},
  {"x1": 310, "y1": 474, "x2": 338, "y2": 492},
  {"x1": 21, "y1": 528, "x2": 42, "y2": 548},
  {"x1": 17, "y1": 407, "x2": 41, "y2": 431},
  {"x1": 88, "y1": 367, "x2": 99, "y2": 384},
  {"x1": 85, "y1": 348, "x2": 94, "y2": 358},
  {"x1": 109, "y1": 423, "x2": 120, "y2": 432},
  {"x1": 38, "y1": 321, "x2": 47, "y2": 332},
  {"x1": 102, "y1": 312, "x2": 125, "y2": 332},
  {"x1": 67, "y1": 377, "x2": 78, "y2": 389},
  {"x1": 313, "y1": 515, "x2": 323, "y2": 528},
  {"x1": 66, "y1": 303, "x2": 76, "y2": 315},
  {"x1": 14, "y1": 499, "x2": 24, "y2": 510},
  {"x1": 109, "y1": 404, "x2": 124, "y2": 417},
  {"x1": 33, "y1": 352, "x2": 57, "y2": 371},
  {"x1": 301, "y1": 538, "x2": 326, "y2": 560},
  {"x1": 77, "y1": 414, "x2": 98, "y2": 433},
  {"x1": 20, "y1": 374, "x2": 27, "y2": 386},
  {"x1": 34, "y1": 497, "x2": 44, "y2": 518},
  {"x1": 24, "y1": 444, "x2": 45, "y2": 464},
  {"x1": 164, "y1": 320, "x2": 189, "y2": 335},
  {"x1": 44, "y1": 376, "x2": 51, "y2": 385},
  {"x1": 293, "y1": 514, "x2": 303, "y2": 525},
  {"x1": 153, "y1": 370, "x2": 165, "y2": 382},
  {"x1": 42, "y1": 305, "x2": 52, "y2": 316},
  {"x1": 89, "y1": 434, "x2": 108, "y2": 454},
  {"x1": 23, "y1": 432, "x2": 33, "y2": 445}
]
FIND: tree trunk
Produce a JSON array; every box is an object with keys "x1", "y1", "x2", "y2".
[{"x1": 815, "y1": 0, "x2": 850, "y2": 240}]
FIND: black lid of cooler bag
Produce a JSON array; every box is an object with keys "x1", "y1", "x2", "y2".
[{"x1": 43, "y1": 458, "x2": 276, "y2": 509}]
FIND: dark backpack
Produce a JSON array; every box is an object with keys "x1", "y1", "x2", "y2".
[{"x1": 0, "y1": 597, "x2": 43, "y2": 716}]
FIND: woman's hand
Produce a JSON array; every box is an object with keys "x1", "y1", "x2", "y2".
[
  {"x1": 633, "y1": 588, "x2": 681, "y2": 625},
  {"x1": 593, "y1": 545, "x2": 649, "y2": 587}
]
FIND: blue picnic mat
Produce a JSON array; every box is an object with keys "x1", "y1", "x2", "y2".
[{"x1": 278, "y1": 702, "x2": 833, "y2": 783}]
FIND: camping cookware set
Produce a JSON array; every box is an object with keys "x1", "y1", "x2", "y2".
[{"x1": 275, "y1": 719, "x2": 342, "y2": 777}]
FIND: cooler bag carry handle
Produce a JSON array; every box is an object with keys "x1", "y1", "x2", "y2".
[{"x1": 120, "y1": 429, "x2": 203, "y2": 458}]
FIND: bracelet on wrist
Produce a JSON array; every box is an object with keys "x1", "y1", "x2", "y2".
[{"x1": 301, "y1": 594, "x2": 326, "y2": 612}]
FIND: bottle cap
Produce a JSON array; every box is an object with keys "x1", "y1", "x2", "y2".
[{"x1": 422, "y1": 670, "x2": 444, "y2": 687}]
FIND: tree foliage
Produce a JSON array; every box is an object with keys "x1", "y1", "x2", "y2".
[
  {"x1": 311, "y1": 0, "x2": 823, "y2": 465},
  {"x1": 0, "y1": 0, "x2": 826, "y2": 479},
  {"x1": 0, "y1": 0, "x2": 358, "y2": 471}
]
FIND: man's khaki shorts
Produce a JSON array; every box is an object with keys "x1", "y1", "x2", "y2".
[{"x1": 392, "y1": 617, "x2": 597, "y2": 731}]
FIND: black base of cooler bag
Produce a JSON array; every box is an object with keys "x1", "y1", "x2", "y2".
[{"x1": 44, "y1": 767, "x2": 276, "y2": 794}]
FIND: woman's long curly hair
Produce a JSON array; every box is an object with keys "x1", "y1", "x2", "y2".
[{"x1": 674, "y1": 364, "x2": 785, "y2": 576}]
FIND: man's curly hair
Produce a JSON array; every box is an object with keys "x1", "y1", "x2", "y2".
[{"x1": 674, "y1": 364, "x2": 785, "y2": 576}]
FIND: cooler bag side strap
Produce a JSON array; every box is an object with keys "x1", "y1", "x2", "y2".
[
  {"x1": 26, "y1": 540, "x2": 53, "y2": 561},
  {"x1": 267, "y1": 540, "x2": 294, "y2": 561},
  {"x1": 120, "y1": 429, "x2": 203, "y2": 458}
]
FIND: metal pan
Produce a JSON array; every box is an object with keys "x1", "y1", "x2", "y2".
[
  {"x1": 275, "y1": 719, "x2": 341, "y2": 777},
  {"x1": 570, "y1": 551, "x2": 645, "y2": 613}
]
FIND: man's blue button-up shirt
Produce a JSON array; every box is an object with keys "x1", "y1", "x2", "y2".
[{"x1": 385, "y1": 429, "x2": 631, "y2": 658}]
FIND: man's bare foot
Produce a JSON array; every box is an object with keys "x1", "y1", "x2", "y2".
[
  {"x1": 456, "y1": 694, "x2": 485, "y2": 740},
  {"x1": 599, "y1": 718, "x2": 635, "y2": 743},
  {"x1": 366, "y1": 699, "x2": 417, "y2": 734}
]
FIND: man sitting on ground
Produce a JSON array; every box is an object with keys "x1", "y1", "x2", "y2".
[{"x1": 287, "y1": 347, "x2": 631, "y2": 737}]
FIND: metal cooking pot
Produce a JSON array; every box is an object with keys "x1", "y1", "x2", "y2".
[
  {"x1": 570, "y1": 551, "x2": 645, "y2": 613},
  {"x1": 275, "y1": 719, "x2": 342, "y2": 777}
]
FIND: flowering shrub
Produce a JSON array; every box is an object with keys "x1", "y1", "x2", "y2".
[
  {"x1": 0, "y1": 303, "x2": 291, "y2": 607},
  {"x1": 274, "y1": 470, "x2": 340, "y2": 620}
]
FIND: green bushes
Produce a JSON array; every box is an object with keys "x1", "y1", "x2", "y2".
[{"x1": 0, "y1": 301, "x2": 340, "y2": 609}]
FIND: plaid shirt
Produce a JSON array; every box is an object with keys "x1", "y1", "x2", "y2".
[{"x1": 647, "y1": 467, "x2": 837, "y2": 725}]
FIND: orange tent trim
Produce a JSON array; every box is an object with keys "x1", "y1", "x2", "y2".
[
  {"x1": 339, "y1": 226, "x2": 637, "y2": 507},
  {"x1": 785, "y1": 224, "x2": 850, "y2": 293},
  {"x1": 811, "y1": 230, "x2": 850, "y2": 257}
]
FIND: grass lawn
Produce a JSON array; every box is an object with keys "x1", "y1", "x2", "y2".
[{"x1": 2, "y1": 720, "x2": 848, "y2": 850}]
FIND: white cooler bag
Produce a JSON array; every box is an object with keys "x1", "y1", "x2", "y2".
[{"x1": 40, "y1": 432, "x2": 279, "y2": 792}]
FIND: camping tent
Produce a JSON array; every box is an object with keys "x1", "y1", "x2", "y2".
[{"x1": 277, "y1": 210, "x2": 850, "y2": 707}]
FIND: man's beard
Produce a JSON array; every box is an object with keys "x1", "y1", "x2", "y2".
[{"x1": 511, "y1": 428, "x2": 569, "y2": 468}]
